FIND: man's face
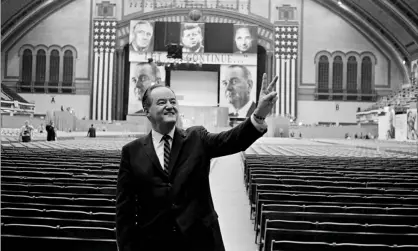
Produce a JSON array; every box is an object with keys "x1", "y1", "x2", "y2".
[
  {"x1": 235, "y1": 28, "x2": 252, "y2": 52},
  {"x1": 147, "y1": 87, "x2": 178, "y2": 126},
  {"x1": 25, "y1": 121, "x2": 29, "y2": 126},
  {"x1": 133, "y1": 64, "x2": 159, "y2": 100},
  {"x1": 223, "y1": 67, "x2": 252, "y2": 109},
  {"x1": 133, "y1": 23, "x2": 153, "y2": 48},
  {"x1": 182, "y1": 27, "x2": 202, "y2": 49}
]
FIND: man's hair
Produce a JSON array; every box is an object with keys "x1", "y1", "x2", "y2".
[
  {"x1": 134, "y1": 62, "x2": 161, "y2": 85},
  {"x1": 142, "y1": 85, "x2": 175, "y2": 112},
  {"x1": 182, "y1": 23, "x2": 202, "y2": 36},
  {"x1": 227, "y1": 65, "x2": 252, "y2": 81},
  {"x1": 235, "y1": 26, "x2": 252, "y2": 37},
  {"x1": 132, "y1": 21, "x2": 153, "y2": 33}
]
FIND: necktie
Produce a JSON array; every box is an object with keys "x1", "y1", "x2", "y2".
[{"x1": 162, "y1": 135, "x2": 171, "y2": 171}]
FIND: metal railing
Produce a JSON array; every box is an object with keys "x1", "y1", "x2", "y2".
[
  {"x1": 1, "y1": 99, "x2": 35, "y2": 114},
  {"x1": 17, "y1": 81, "x2": 75, "y2": 94},
  {"x1": 314, "y1": 88, "x2": 377, "y2": 101}
]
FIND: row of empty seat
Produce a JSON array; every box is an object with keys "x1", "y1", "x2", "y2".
[
  {"x1": 1, "y1": 146, "x2": 120, "y2": 251},
  {"x1": 243, "y1": 153, "x2": 418, "y2": 251}
]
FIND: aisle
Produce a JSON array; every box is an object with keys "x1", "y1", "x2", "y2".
[{"x1": 210, "y1": 153, "x2": 257, "y2": 251}]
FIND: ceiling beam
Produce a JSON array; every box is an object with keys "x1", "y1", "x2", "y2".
[
  {"x1": 344, "y1": 0, "x2": 410, "y2": 59},
  {"x1": 312, "y1": 0, "x2": 410, "y2": 83},
  {"x1": 370, "y1": 0, "x2": 418, "y2": 57}
]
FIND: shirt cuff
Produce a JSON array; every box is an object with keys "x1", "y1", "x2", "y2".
[{"x1": 250, "y1": 114, "x2": 268, "y2": 132}]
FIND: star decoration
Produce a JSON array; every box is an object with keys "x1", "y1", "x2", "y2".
[{"x1": 274, "y1": 25, "x2": 299, "y2": 60}]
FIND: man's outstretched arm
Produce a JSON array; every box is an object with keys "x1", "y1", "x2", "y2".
[{"x1": 200, "y1": 74, "x2": 278, "y2": 159}]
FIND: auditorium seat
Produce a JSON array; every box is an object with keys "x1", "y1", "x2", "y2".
[
  {"x1": 1, "y1": 201, "x2": 115, "y2": 213},
  {"x1": 270, "y1": 241, "x2": 418, "y2": 251},
  {"x1": 1, "y1": 215, "x2": 115, "y2": 228},
  {"x1": 262, "y1": 228, "x2": 418, "y2": 251}
]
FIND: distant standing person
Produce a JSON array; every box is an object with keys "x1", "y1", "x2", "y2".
[
  {"x1": 45, "y1": 121, "x2": 57, "y2": 141},
  {"x1": 87, "y1": 124, "x2": 96, "y2": 138},
  {"x1": 20, "y1": 120, "x2": 34, "y2": 142}
]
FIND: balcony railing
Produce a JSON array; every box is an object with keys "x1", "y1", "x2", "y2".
[
  {"x1": 17, "y1": 81, "x2": 75, "y2": 94},
  {"x1": 1, "y1": 99, "x2": 35, "y2": 114},
  {"x1": 314, "y1": 88, "x2": 377, "y2": 102}
]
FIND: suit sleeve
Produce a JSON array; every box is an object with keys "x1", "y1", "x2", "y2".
[
  {"x1": 199, "y1": 117, "x2": 267, "y2": 159},
  {"x1": 116, "y1": 145, "x2": 136, "y2": 251}
]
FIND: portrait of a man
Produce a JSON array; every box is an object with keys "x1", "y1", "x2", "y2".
[
  {"x1": 220, "y1": 65, "x2": 257, "y2": 118},
  {"x1": 181, "y1": 23, "x2": 204, "y2": 53},
  {"x1": 129, "y1": 62, "x2": 162, "y2": 114},
  {"x1": 233, "y1": 25, "x2": 257, "y2": 54},
  {"x1": 129, "y1": 20, "x2": 154, "y2": 53},
  {"x1": 407, "y1": 110, "x2": 417, "y2": 140}
]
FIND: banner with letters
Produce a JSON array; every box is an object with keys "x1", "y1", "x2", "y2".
[{"x1": 127, "y1": 21, "x2": 258, "y2": 116}]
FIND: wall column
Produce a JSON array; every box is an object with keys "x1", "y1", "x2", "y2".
[
  {"x1": 328, "y1": 57, "x2": 333, "y2": 100},
  {"x1": 342, "y1": 57, "x2": 347, "y2": 100},
  {"x1": 115, "y1": 48, "x2": 125, "y2": 120},
  {"x1": 357, "y1": 60, "x2": 362, "y2": 100}
]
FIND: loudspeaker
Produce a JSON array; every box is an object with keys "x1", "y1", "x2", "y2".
[{"x1": 167, "y1": 43, "x2": 183, "y2": 59}]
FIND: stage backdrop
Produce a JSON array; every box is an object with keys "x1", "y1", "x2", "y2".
[{"x1": 127, "y1": 21, "x2": 258, "y2": 118}]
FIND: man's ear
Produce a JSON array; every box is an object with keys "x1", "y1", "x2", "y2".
[{"x1": 247, "y1": 79, "x2": 253, "y2": 91}]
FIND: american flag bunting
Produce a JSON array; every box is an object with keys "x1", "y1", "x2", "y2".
[
  {"x1": 92, "y1": 19, "x2": 117, "y2": 120},
  {"x1": 274, "y1": 25, "x2": 298, "y2": 118}
]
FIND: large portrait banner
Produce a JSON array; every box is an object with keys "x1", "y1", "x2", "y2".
[
  {"x1": 233, "y1": 24, "x2": 258, "y2": 54},
  {"x1": 219, "y1": 65, "x2": 257, "y2": 118},
  {"x1": 127, "y1": 62, "x2": 166, "y2": 114},
  {"x1": 407, "y1": 108, "x2": 417, "y2": 140},
  {"x1": 180, "y1": 23, "x2": 205, "y2": 53},
  {"x1": 129, "y1": 20, "x2": 155, "y2": 60}
]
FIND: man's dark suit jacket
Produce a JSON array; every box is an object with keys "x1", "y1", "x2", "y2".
[
  {"x1": 87, "y1": 127, "x2": 96, "y2": 138},
  {"x1": 116, "y1": 118, "x2": 266, "y2": 251}
]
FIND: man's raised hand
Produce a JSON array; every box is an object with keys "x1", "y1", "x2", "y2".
[{"x1": 255, "y1": 73, "x2": 278, "y2": 118}]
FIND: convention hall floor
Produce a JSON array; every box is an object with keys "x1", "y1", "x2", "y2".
[{"x1": 1, "y1": 137, "x2": 417, "y2": 251}]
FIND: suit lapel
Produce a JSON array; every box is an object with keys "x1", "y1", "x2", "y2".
[
  {"x1": 168, "y1": 127, "x2": 186, "y2": 175},
  {"x1": 142, "y1": 131, "x2": 168, "y2": 177}
]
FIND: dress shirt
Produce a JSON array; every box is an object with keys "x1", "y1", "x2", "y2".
[
  {"x1": 233, "y1": 100, "x2": 255, "y2": 118},
  {"x1": 151, "y1": 127, "x2": 175, "y2": 169}
]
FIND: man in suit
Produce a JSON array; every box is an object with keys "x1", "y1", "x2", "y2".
[
  {"x1": 130, "y1": 21, "x2": 154, "y2": 53},
  {"x1": 87, "y1": 124, "x2": 96, "y2": 138},
  {"x1": 223, "y1": 65, "x2": 256, "y2": 118},
  {"x1": 116, "y1": 73, "x2": 278, "y2": 251}
]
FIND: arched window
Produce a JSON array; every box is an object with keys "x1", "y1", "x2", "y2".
[
  {"x1": 63, "y1": 50, "x2": 73, "y2": 84},
  {"x1": 347, "y1": 56, "x2": 357, "y2": 93},
  {"x1": 35, "y1": 49, "x2": 46, "y2": 84},
  {"x1": 361, "y1": 56, "x2": 372, "y2": 94},
  {"x1": 49, "y1": 50, "x2": 60, "y2": 83},
  {"x1": 318, "y1": 55, "x2": 329, "y2": 91},
  {"x1": 332, "y1": 56, "x2": 343, "y2": 91},
  {"x1": 21, "y1": 49, "x2": 32, "y2": 84}
]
